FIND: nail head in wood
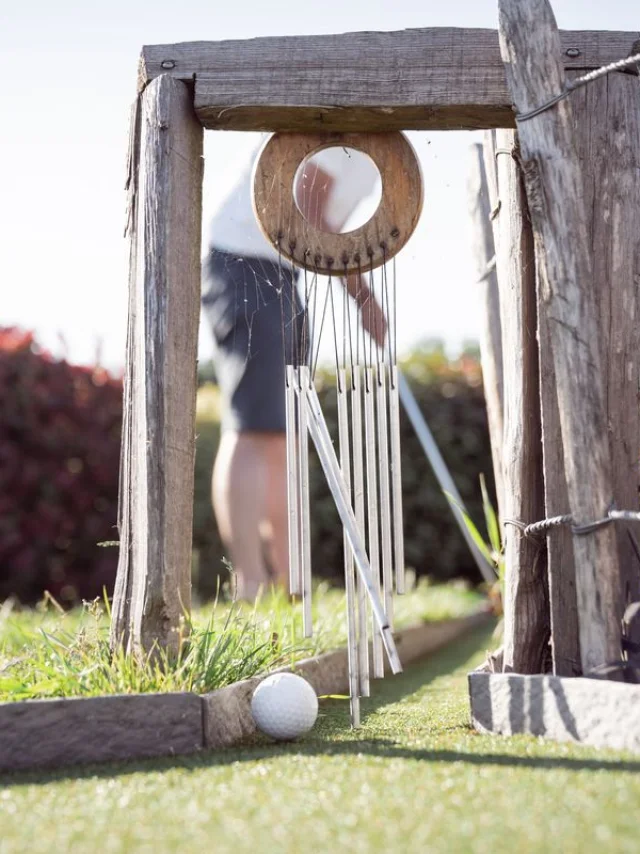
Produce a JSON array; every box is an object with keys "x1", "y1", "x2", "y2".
[{"x1": 252, "y1": 131, "x2": 423, "y2": 276}]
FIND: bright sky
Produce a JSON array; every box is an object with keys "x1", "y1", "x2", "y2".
[{"x1": 2, "y1": 0, "x2": 637, "y2": 369}]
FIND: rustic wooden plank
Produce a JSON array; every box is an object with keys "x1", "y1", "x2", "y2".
[
  {"x1": 484, "y1": 129, "x2": 549, "y2": 673},
  {"x1": 0, "y1": 694, "x2": 203, "y2": 772},
  {"x1": 541, "y1": 67, "x2": 640, "y2": 677},
  {"x1": 537, "y1": 221, "x2": 581, "y2": 677},
  {"x1": 110, "y1": 75, "x2": 204, "y2": 657},
  {"x1": 111, "y1": 98, "x2": 143, "y2": 654},
  {"x1": 467, "y1": 142, "x2": 504, "y2": 522},
  {"x1": 138, "y1": 29, "x2": 640, "y2": 131},
  {"x1": 498, "y1": 0, "x2": 624, "y2": 671},
  {"x1": 253, "y1": 131, "x2": 423, "y2": 274},
  {"x1": 571, "y1": 70, "x2": 640, "y2": 609}
]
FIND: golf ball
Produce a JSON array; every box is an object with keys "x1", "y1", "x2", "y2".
[{"x1": 251, "y1": 673, "x2": 318, "y2": 740}]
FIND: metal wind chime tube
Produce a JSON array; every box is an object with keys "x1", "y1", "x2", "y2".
[
  {"x1": 364, "y1": 365, "x2": 384, "y2": 678},
  {"x1": 285, "y1": 365, "x2": 302, "y2": 597},
  {"x1": 252, "y1": 129, "x2": 424, "y2": 723},
  {"x1": 296, "y1": 365, "x2": 313, "y2": 637},
  {"x1": 337, "y1": 367, "x2": 361, "y2": 726},
  {"x1": 376, "y1": 362, "x2": 394, "y2": 626},
  {"x1": 388, "y1": 364, "x2": 406, "y2": 595},
  {"x1": 304, "y1": 381, "x2": 402, "y2": 675},
  {"x1": 351, "y1": 365, "x2": 370, "y2": 697}
]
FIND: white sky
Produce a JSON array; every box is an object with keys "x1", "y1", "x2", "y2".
[{"x1": 1, "y1": 0, "x2": 637, "y2": 369}]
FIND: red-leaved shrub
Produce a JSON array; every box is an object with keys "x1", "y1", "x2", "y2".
[{"x1": 0, "y1": 328, "x2": 123, "y2": 605}]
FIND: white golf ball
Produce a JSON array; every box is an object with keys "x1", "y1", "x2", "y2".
[{"x1": 251, "y1": 673, "x2": 318, "y2": 740}]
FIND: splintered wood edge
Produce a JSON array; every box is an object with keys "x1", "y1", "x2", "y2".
[
  {"x1": 252, "y1": 131, "x2": 423, "y2": 275},
  {"x1": 0, "y1": 610, "x2": 491, "y2": 773}
]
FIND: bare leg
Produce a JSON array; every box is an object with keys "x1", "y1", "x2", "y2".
[
  {"x1": 261, "y1": 433, "x2": 289, "y2": 588},
  {"x1": 212, "y1": 430, "x2": 269, "y2": 601}
]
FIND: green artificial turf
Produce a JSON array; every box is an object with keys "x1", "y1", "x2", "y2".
[{"x1": 2, "y1": 622, "x2": 639, "y2": 854}]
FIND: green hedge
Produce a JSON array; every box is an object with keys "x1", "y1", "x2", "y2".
[{"x1": 192, "y1": 345, "x2": 495, "y2": 598}]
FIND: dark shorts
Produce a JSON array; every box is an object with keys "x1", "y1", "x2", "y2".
[{"x1": 202, "y1": 249, "x2": 307, "y2": 433}]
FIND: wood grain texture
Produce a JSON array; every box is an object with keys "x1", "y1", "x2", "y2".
[
  {"x1": 536, "y1": 210, "x2": 580, "y2": 676},
  {"x1": 498, "y1": 0, "x2": 623, "y2": 671},
  {"x1": 138, "y1": 28, "x2": 640, "y2": 131},
  {"x1": 467, "y1": 142, "x2": 504, "y2": 522},
  {"x1": 110, "y1": 75, "x2": 204, "y2": 657},
  {"x1": 0, "y1": 693, "x2": 203, "y2": 772},
  {"x1": 570, "y1": 70, "x2": 640, "y2": 609},
  {"x1": 540, "y1": 69, "x2": 640, "y2": 676},
  {"x1": 484, "y1": 130, "x2": 549, "y2": 673},
  {"x1": 253, "y1": 132, "x2": 423, "y2": 275}
]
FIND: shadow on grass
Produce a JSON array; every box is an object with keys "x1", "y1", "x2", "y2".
[
  {"x1": 5, "y1": 624, "x2": 640, "y2": 786},
  {"x1": 5, "y1": 737, "x2": 639, "y2": 790}
]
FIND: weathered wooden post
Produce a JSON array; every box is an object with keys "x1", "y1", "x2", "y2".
[
  {"x1": 483, "y1": 129, "x2": 549, "y2": 673},
  {"x1": 498, "y1": 0, "x2": 624, "y2": 672},
  {"x1": 467, "y1": 143, "x2": 505, "y2": 523},
  {"x1": 569, "y1": 61, "x2": 640, "y2": 611},
  {"x1": 536, "y1": 60, "x2": 640, "y2": 676},
  {"x1": 110, "y1": 75, "x2": 204, "y2": 657}
]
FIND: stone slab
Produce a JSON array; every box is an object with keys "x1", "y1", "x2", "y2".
[
  {"x1": 0, "y1": 692, "x2": 203, "y2": 773},
  {"x1": 0, "y1": 610, "x2": 492, "y2": 771},
  {"x1": 469, "y1": 672, "x2": 640, "y2": 754}
]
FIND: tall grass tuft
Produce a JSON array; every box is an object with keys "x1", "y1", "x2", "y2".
[{"x1": 0, "y1": 580, "x2": 484, "y2": 702}]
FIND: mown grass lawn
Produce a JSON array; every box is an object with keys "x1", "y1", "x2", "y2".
[{"x1": 2, "y1": 622, "x2": 638, "y2": 854}]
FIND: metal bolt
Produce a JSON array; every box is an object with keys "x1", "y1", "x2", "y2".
[
  {"x1": 161, "y1": 59, "x2": 176, "y2": 69},
  {"x1": 565, "y1": 48, "x2": 581, "y2": 58}
]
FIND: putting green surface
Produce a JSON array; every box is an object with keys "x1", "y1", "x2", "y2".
[{"x1": 2, "y1": 623, "x2": 639, "y2": 854}]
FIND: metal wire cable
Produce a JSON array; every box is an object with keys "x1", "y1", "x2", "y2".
[{"x1": 517, "y1": 50, "x2": 640, "y2": 123}]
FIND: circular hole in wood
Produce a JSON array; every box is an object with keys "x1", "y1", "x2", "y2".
[{"x1": 293, "y1": 146, "x2": 382, "y2": 235}]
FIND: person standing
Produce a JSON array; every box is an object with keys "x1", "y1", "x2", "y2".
[{"x1": 202, "y1": 141, "x2": 386, "y2": 600}]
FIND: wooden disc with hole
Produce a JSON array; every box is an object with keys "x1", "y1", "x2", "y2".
[{"x1": 252, "y1": 132, "x2": 423, "y2": 276}]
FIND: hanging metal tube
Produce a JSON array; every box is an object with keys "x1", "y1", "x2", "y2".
[
  {"x1": 285, "y1": 365, "x2": 301, "y2": 597},
  {"x1": 351, "y1": 367, "x2": 370, "y2": 697},
  {"x1": 304, "y1": 381, "x2": 402, "y2": 674},
  {"x1": 337, "y1": 368, "x2": 361, "y2": 726},
  {"x1": 376, "y1": 365, "x2": 394, "y2": 626},
  {"x1": 388, "y1": 365, "x2": 406, "y2": 595},
  {"x1": 296, "y1": 366, "x2": 314, "y2": 636},
  {"x1": 364, "y1": 367, "x2": 384, "y2": 678}
]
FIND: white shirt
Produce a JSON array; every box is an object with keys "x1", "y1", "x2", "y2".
[{"x1": 208, "y1": 139, "x2": 380, "y2": 263}]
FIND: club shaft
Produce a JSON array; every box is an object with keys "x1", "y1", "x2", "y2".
[{"x1": 398, "y1": 370, "x2": 495, "y2": 583}]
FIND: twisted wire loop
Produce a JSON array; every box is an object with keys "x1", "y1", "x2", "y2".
[
  {"x1": 516, "y1": 50, "x2": 640, "y2": 123},
  {"x1": 504, "y1": 509, "x2": 640, "y2": 539}
]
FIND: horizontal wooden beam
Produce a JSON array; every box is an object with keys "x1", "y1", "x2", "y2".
[{"x1": 139, "y1": 28, "x2": 639, "y2": 131}]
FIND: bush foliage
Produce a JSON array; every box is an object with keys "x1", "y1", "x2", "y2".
[
  {"x1": 1, "y1": 330, "x2": 494, "y2": 603},
  {"x1": 0, "y1": 329, "x2": 122, "y2": 605}
]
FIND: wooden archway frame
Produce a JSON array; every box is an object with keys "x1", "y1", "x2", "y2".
[{"x1": 252, "y1": 131, "x2": 423, "y2": 275}]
